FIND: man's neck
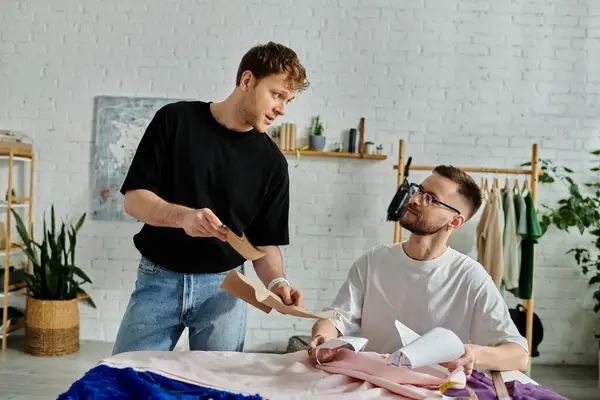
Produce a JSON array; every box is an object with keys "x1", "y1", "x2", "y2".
[
  {"x1": 402, "y1": 234, "x2": 448, "y2": 261},
  {"x1": 210, "y1": 92, "x2": 252, "y2": 132}
]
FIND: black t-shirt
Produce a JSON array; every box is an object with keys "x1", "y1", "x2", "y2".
[{"x1": 120, "y1": 101, "x2": 290, "y2": 273}]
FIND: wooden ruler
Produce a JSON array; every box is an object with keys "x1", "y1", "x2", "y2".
[{"x1": 491, "y1": 371, "x2": 511, "y2": 400}]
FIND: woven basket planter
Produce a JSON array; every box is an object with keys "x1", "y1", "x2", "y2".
[{"x1": 24, "y1": 295, "x2": 81, "y2": 357}]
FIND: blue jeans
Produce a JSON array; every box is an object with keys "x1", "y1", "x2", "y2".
[{"x1": 112, "y1": 257, "x2": 247, "y2": 355}]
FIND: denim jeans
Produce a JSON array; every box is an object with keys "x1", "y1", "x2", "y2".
[{"x1": 112, "y1": 256, "x2": 247, "y2": 355}]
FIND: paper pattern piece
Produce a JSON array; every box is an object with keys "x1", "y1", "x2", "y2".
[
  {"x1": 221, "y1": 270, "x2": 334, "y2": 319},
  {"x1": 226, "y1": 230, "x2": 266, "y2": 261},
  {"x1": 394, "y1": 320, "x2": 420, "y2": 347},
  {"x1": 387, "y1": 326, "x2": 465, "y2": 369},
  {"x1": 315, "y1": 337, "x2": 368, "y2": 365}
]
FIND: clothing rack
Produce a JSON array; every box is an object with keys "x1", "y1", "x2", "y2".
[{"x1": 392, "y1": 139, "x2": 543, "y2": 368}]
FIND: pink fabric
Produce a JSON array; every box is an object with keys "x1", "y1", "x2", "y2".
[
  {"x1": 315, "y1": 349, "x2": 466, "y2": 399},
  {"x1": 99, "y1": 350, "x2": 466, "y2": 399}
]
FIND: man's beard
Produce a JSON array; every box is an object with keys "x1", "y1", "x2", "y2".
[{"x1": 399, "y1": 207, "x2": 447, "y2": 236}]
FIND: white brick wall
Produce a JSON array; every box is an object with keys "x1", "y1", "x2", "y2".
[{"x1": 1, "y1": 0, "x2": 599, "y2": 365}]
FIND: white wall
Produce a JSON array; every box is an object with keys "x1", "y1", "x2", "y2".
[{"x1": 1, "y1": 0, "x2": 599, "y2": 365}]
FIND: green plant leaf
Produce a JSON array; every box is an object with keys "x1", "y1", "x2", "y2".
[
  {"x1": 563, "y1": 167, "x2": 573, "y2": 173},
  {"x1": 592, "y1": 150, "x2": 600, "y2": 155},
  {"x1": 51, "y1": 204, "x2": 56, "y2": 238},
  {"x1": 539, "y1": 174, "x2": 555, "y2": 184},
  {"x1": 590, "y1": 228, "x2": 600, "y2": 237},
  {"x1": 594, "y1": 289, "x2": 600, "y2": 305},
  {"x1": 69, "y1": 265, "x2": 92, "y2": 284},
  {"x1": 520, "y1": 162, "x2": 532, "y2": 166},
  {"x1": 75, "y1": 288, "x2": 96, "y2": 309},
  {"x1": 589, "y1": 275, "x2": 600, "y2": 286},
  {"x1": 74, "y1": 213, "x2": 86, "y2": 233},
  {"x1": 23, "y1": 273, "x2": 41, "y2": 298}
]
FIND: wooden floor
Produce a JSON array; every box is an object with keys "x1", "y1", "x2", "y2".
[{"x1": 0, "y1": 333, "x2": 598, "y2": 399}]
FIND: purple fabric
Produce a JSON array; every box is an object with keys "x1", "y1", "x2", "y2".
[{"x1": 443, "y1": 370, "x2": 567, "y2": 400}]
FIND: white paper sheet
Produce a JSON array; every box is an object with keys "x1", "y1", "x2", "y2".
[
  {"x1": 394, "y1": 320, "x2": 420, "y2": 347},
  {"x1": 387, "y1": 326, "x2": 465, "y2": 369}
]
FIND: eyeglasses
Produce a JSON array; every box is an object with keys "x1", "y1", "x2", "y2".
[{"x1": 409, "y1": 183, "x2": 462, "y2": 215}]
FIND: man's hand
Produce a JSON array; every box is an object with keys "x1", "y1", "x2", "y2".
[
  {"x1": 270, "y1": 282, "x2": 303, "y2": 306},
  {"x1": 307, "y1": 334, "x2": 338, "y2": 364},
  {"x1": 440, "y1": 344, "x2": 476, "y2": 378},
  {"x1": 181, "y1": 208, "x2": 228, "y2": 241}
]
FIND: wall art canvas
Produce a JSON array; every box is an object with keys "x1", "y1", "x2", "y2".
[{"x1": 92, "y1": 96, "x2": 183, "y2": 220}]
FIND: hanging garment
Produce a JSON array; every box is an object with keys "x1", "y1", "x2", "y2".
[
  {"x1": 517, "y1": 192, "x2": 543, "y2": 300},
  {"x1": 448, "y1": 195, "x2": 486, "y2": 260},
  {"x1": 508, "y1": 190, "x2": 528, "y2": 297},
  {"x1": 476, "y1": 189, "x2": 504, "y2": 287},
  {"x1": 502, "y1": 189, "x2": 520, "y2": 291},
  {"x1": 497, "y1": 188, "x2": 505, "y2": 235}
]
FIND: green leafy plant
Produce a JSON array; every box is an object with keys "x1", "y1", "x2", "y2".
[
  {"x1": 522, "y1": 151, "x2": 600, "y2": 317},
  {"x1": 11, "y1": 205, "x2": 96, "y2": 308},
  {"x1": 270, "y1": 126, "x2": 280, "y2": 138},
  {"x1": 309, "y1": 116, "x2": 323, "y2": 136},
  {"x1": 5, "y1": 188, "x2": 15, "y2": 201}
]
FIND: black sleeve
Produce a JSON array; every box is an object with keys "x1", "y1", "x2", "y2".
[
  {"x1": 120, "y1": 105, "x2": 171, "y2": 196},
  {"x1": 246, "y1": 162, "x2": 290, "y2": 247}
]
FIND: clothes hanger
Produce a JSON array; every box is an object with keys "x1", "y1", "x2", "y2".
[
  {"x1": 504, "y1": 178, "x2": 509, "y2": 190},
  {"x1": 480, "y1": 176, "x2": 489, "y2": 201},
  {"x1": 522, "y1": 179, "x2": 529, "y2": 195}
]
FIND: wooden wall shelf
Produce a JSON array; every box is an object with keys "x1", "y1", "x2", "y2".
[{"x1": 281, "y1": 150, "x2": 387, "y2": 160}]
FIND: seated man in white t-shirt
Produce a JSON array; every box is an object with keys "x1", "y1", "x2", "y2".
[{"x1": 308, "y1": 165, "x2": 529, "y2": 376}]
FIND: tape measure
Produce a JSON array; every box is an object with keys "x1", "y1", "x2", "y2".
[{"x1": 439, "y1": 381, "x2": 478, "y2": 400}]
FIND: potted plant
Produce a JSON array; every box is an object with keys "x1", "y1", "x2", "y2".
[
  {"x1": 309, "y1": 116, "x2": 326, "y2": 151},
  {"x1": 523, "y1": 151, "x2": 600, "y2": 381},
  {"x1": 5, "y1": 188, "x2": 16, "y2": 203},
  {"x1": 364, "y1": 141, "x2": 376, "y2": 155},
  {"x1": 11, "y1": 205, "x2": 96, "y2": 357}
]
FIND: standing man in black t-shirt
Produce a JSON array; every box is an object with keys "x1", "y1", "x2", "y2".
[{"x1": 111, "y1": 42, "x2": 309, "y2": 355}]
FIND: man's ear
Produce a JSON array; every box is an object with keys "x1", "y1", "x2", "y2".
[
  {"x1": 448, "y1": 215, "x2": 465, "y2": 230},
  {"x1": 239, "y1": 70, "x2": 254, "y2": 92}
]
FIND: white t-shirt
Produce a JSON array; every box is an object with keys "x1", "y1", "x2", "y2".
[{"x1": 324, "y1": 242, "x2": 528, "y2": 354}]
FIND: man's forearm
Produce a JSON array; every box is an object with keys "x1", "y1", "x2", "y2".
[
  {"x1": 124, "y1": 189, "x2": 192, "y2": 228},
  {"x1": 252, "y1": 246, "x2": 285, "y2": 287},
  {"x1": 472, "y1": 343, "x2": 529, "y2": 372},
  {"x1": 312, "y1": 318, "x2": 341, "y2": 339}
]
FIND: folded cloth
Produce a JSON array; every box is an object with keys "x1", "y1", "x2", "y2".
[
  {"x1": 58, "y1": 364, "x2": 263, "y2": 400},
  {"x1": 443, "y1": 370, "x2": 567, "y2": 400},
  {"x1": 315, "y1": 349, "x2": 467, "y2": 399}
]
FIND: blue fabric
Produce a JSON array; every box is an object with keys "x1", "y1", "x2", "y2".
[
  {"x1": 112, "y1": 257, "x2": 247, "y2": 355},
  {"x1": 58, "y1": 364, "x2": 263, "y2": 400}
]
